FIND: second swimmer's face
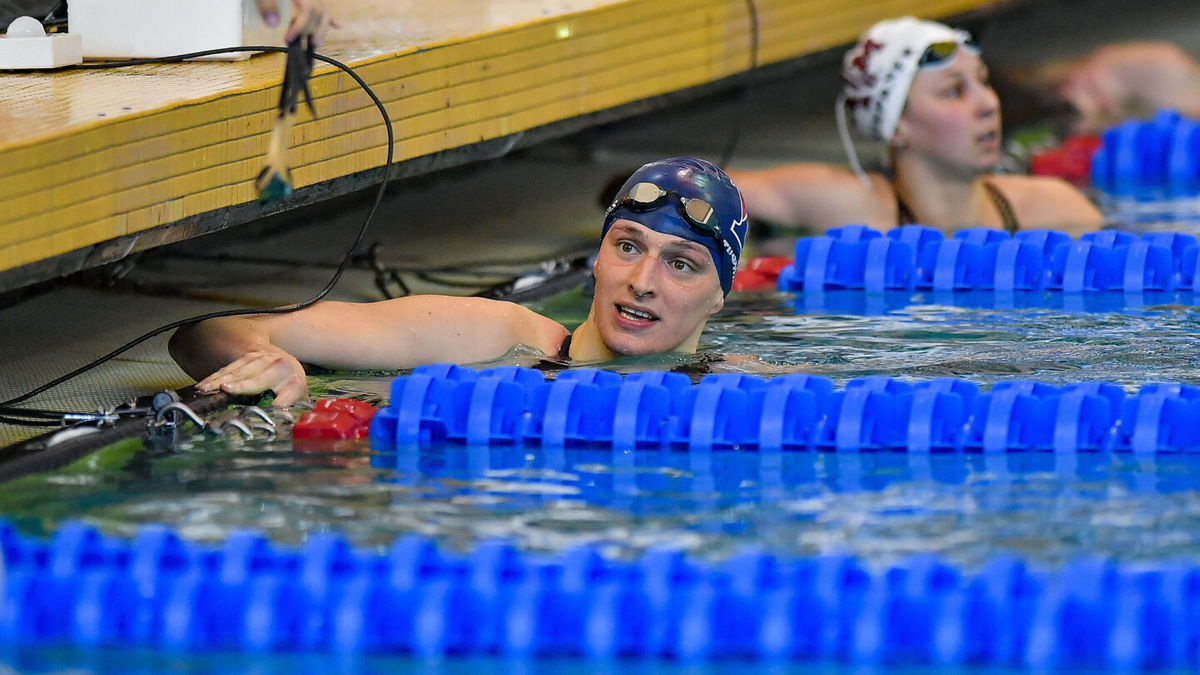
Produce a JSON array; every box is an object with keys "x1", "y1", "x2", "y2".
[
  {"x1": 589, "y1": 219, "x2": 725, "y2": 356},
  {"x1": 893, "y1": 49, "x2": 1002, "y2": 173}
]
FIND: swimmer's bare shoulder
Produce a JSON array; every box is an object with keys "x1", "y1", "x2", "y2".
[
  {"x1": 989, "y1": 174, "x2": 1103, "y2": 237},
  {"x1": 729, "y1": 164, "x2": 895, "y2": 230}
]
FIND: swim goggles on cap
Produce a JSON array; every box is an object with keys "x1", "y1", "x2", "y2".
[
  {"x1": 611, "y1": 182, "x2": 722, "y2": 245},
  {"x1": 917, "y1": 39, "x2": 979, "y2": 70}
]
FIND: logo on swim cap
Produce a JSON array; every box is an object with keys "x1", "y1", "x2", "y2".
[
  {"x1": 842, "y1": 17, "x2": 975, "y2": 142},
  {"x1": 603, "y1": 157, "x2": 748, "y2": 295}
]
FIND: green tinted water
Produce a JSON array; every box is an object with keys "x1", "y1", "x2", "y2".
[{"x1": 3, "y1": 290, "x2": 1199, "y2": 573}]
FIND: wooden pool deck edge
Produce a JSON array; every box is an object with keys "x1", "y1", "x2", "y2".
[{"x1": 0, "y1": 0, "x2": 1006, "y2": 293}]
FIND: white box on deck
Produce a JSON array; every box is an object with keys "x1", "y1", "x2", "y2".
[
  {"x1": 70, "y1": 0, "x2": 289, "y2": 61},
  {"x1": 0, "y1": 16, "x2": 82, "y2": 69}
]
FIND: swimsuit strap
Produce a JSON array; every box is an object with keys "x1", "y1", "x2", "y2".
[
  {"x1": 982, "y1": 180, "x2": 1021, "y2": 234},
  {"x1": 557, "y1": 333, "x2": 572, "y2": 360},
  {"x1": 895, "y1": 181, "x2": 1021, "y2": 233},
  {"x1": 895, "y1": 190, "x2": 917, "y2": 226},
  {"x1": 533, "y1": 334, "x2": 573, "y2": 372}
]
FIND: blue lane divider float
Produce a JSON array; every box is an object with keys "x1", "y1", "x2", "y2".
[
  {"x1": 3, "y1": 520, "x2": 1199, "y2": 669},
  {"x1": 368, "y1": 365, "x2": 1200, "y2": 453},
  {"x1": 1091, "y1": 109, "x2": 1200, "y2": 199},
  {"x1": 777, "y1": 225, "x2": 1200, "y2": 294}
]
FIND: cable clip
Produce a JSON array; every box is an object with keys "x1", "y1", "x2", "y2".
[
  {"x1": 60, "y1": 398, "x2": 156, "y2": 427},
  {"x1": 367, "y1": 242, "x2": 410, "y2": 299},
  {"x1": 209, "y1": 407, "x2": 278, "y2": 441},
  {"x1": 153, "y1": 401, "x2": 207, "y2": 431},
  {"x1": 59, "y1": 410, "x2": 121, "y2": 427}
]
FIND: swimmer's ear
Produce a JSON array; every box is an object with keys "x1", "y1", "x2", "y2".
[
  {"x1": 706, "y1": 292, "x2": 725, "y2": 316},
  {"x1": 890, "y1": 118, "x2": 911, "y2": 151}
]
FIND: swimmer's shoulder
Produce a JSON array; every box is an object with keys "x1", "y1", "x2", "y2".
[
  {"x1": 498, "y1": 301, "x2": 571, "y2": 358},
  {"x1": 988, "y1": 174, "x2": 1103, "y2": 235},
  {"x1": 731, "y1": 162, "x2": 895, "y2": 229}
]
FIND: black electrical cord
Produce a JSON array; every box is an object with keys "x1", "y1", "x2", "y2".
[
  {"x1": 0, "y1": 416, "x2": 59, "y2": 427},
  {"x1": 0, "y1": 45, "x2": 394, "y2": 419},
  {"x1": 717, "y1": 0, "x2": 760, "y2": 170}
]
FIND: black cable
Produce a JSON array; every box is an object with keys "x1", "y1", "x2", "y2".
[
  {"x1": 0, "y1": 415, "x2": 59, "y2": 426},
  {"x1": 0, "y1": 45, "x2": 394, "y2": 415},
  {"x1": 0, "y1": 406, "x2": 64, "y2": 419},
  {"x1": 717, "y1": 0, "x2": 760, "y2": 170},
  {"x1": 41, "y1": 1, "x2": 67, "y2": 29},
  {"x1": 415, "y1": 272, "x2": 513, "y2": 288},
  {"x1": 161, "y1": 244, "x2": 597, "y2": 275}
]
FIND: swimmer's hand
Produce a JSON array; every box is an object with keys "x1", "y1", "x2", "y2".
[
  {"x1": 256, "y1": 0, "x2": 337, "y2": 46},
  {"x1": 195, "y1": 346, "x2": 309, "y2": 407}
]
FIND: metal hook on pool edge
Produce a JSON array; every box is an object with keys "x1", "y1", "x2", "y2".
[
  {"x1": 241, "y1": 406, "x2": 278, "y2": 440},
  {"x1": 208, "y1": 407, "x2": 278, "y2": 440},
  {"x1": 239, "y1": 406, "x2": 276, "y2": 430},
  {"x1": 154, "y1": 401, "x2": 207, "y2": 430},
  {"x1": 211, "y1": 416, "x2": 254, "y2": 440}
]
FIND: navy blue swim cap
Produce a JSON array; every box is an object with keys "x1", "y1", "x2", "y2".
[{"x1": 602, "y1": 157, "x2": 748, "y2": 295}]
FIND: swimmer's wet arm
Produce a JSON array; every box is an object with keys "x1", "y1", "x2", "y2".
[
  {"x1": 258, "y1": 296, "x2": 570, "y2": 370},
  {"x1": 729, "y1": 164, "x2": 884, "y2": 230},
  {"x1": 169, "y1": 297, "x2": 570, "y2": 403}
]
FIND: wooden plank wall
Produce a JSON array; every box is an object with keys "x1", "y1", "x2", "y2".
[{"x1": 0, "y1": 0, "x2": 1001, "y2": 280}]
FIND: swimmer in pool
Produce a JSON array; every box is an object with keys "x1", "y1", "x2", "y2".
[
  {"x1": 1012, "y1": 41, "x2": 1200, "y2": 134},
  {"x1": 728, "y1": 17, "x2": 1104, "y2": 238},
  {"x1": 255, "y1": 0, "x2": 335, "y2": 46},
  {"x1": 169, "y1": 157, "x2": 750, "y2": 406}
]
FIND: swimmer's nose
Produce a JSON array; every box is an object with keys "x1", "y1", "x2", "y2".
[
  {"x1": 629, "y1": 254, "x2": 657, "y2": 299},
  {"x1": 977, "y1": 82, "x2": 1000, "y2": 119}
]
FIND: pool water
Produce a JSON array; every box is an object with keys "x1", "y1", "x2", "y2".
[{"x1": 3, "y1": 290, "x2": 1199, "y2": 572}]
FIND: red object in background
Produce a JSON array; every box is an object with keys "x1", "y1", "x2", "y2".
[
  {"x1": 732, "y1": 256, "x2": 792, "y2": 292},
  {"x1": 293, "y1": 398, "x2": 378, "y2": 441},
  {"x1": 1029, "y1": 135, "x2": 1102, "y2": 188}
]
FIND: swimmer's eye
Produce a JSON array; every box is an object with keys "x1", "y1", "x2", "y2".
[
  {"x1": 940, "y1": 82, "x2": 966, "y2": 99},
  {"x1": 669, "y1": 257, "x2": 699, "y2": 273},
  {"x1": 616, "y1": 240, "x2": 640, "y2": 255}
]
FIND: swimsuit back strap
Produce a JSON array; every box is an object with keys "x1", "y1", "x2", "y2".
[
  {"x1": 895, "y1": 189, "x2": 916, "y2": 226},
  {"x1": 982, "y1": 181, "x2": 1021, "y2": 234},
  {"x1": 896, "y1": 181, "x2": 1021, "y2": 234}
]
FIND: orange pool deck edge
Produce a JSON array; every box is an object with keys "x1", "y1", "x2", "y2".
[{"x1": 0, "y1": 0, "x2": 1005, "y2": 291}]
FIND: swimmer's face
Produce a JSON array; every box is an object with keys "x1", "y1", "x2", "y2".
[
  {"x1": 894, "y1": 49, "x2": 1002, "y2": 173},
  {"x1": 589, "y1": 219, "x2": 725, "y2": 356}
]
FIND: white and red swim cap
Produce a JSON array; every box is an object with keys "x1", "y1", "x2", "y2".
[{"x1": 841, "y1": 16, "x2": 976, "y2": 143}]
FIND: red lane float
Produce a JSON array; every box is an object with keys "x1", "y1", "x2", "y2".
[
  {"x1": 293, "y1": 399, "x2": 379, "y2": 441},
  {"x1": 731, "y1": 256, "x2": 792, "y2": 292},
  {"x1": 1030, "y1": 135, "x2": 1101, "y2": 188}
]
